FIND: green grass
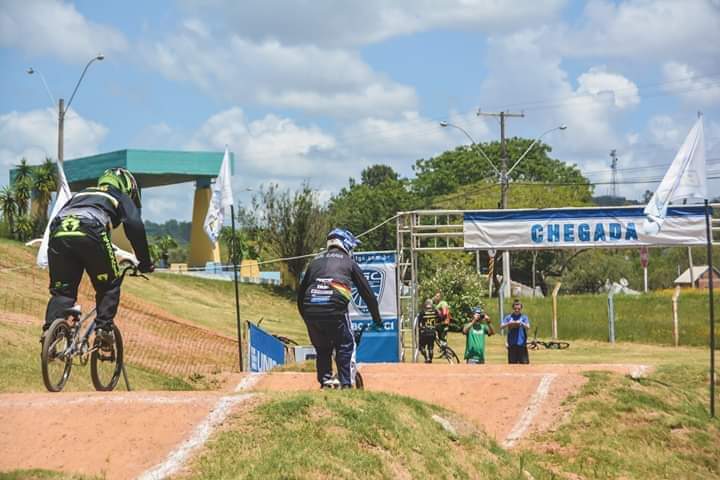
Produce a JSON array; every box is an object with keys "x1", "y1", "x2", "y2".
[
  {"x1": 0, "y1": 470, "x2": 99, "y2": 480},
  {"x1": 0, "y1": 321, "x2": 197, "y2": 393},
  {"x1": 121, "y1": 272, "x2": 309, "y2": 343},
  {"x1": 520, "y1": 363, "x2": 720, "y2": 479},
  {"x1": 478, "y1": 291, "x2": 719, "y2": 347},
  {"x1": 183, "y1": 391, "x2": 546, "y2": 480}
]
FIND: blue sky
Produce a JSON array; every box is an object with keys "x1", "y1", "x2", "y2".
[{"x1": 2, "y1": 0, "x2": 719, "y2": 221}]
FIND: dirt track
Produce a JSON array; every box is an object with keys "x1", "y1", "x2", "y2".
[{"x1": 0, "y1": 363, "x2": 650, "y2": 479}]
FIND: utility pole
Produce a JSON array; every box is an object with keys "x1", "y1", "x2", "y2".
[
  {"x1": 610, "y1": 149, "x2": 618, "y2": 198},
  {"x1": 58, "y1": 98, "x2": 65, "y2": 164},
  {"x1": 477, "y1": 109, "x2": 524, "y2": 299}
]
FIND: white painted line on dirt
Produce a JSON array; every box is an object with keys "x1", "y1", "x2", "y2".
[
  {"x1": 0, "y1": 395, "x2": 219, "y2": 409},
  {"x1": 137, "y1": 393, "x2": 254, "y2": 480},
  {"x1": 503, "y1": 373, "x2": 557, "y2": 449},
  {"x1": 233, "y1": 372, "x2": 265, "y2": 392},
  {"x1": 432, "y1": 414, "x2": 457, "y2": 436}
]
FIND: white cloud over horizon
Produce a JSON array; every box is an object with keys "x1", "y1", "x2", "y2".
[{"x1": 0, "y1": 0, "x2": 127, "y2": 63}]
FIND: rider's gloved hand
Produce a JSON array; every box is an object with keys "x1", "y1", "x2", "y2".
[
  {"x1": 138, "y1": 262, "x2": 155, "y2": 274},
  {"x1": 372, "y1": 319, "x2": 384, "y2": 330}
]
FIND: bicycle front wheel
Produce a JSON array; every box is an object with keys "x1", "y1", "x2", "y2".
[
  {"x1": 90, "y1": 324, "x2": 124, "y2": 391},
  {"x1": 354, "y1": 371, "x2": 364, "y2": 390},
  {"x1": 440, "y1": 346, "x2": 460, "y2": 364},
  {"x1": 41, "y1": 318, "x2": 73, "y2": 392}
]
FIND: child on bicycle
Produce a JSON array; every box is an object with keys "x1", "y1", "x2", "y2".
[
  {"x1": 462, "y1": 306, "x2": 494, "y2": 364},
  {"x1": 42, "y1": 168, "x2": 154, "y2": 349},
  {"x1": 416, "y1": 298, "x2": 439, "y2": 363}
]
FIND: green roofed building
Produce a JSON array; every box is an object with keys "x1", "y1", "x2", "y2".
[{"x1": 10, "y1": 149, "x2": 234, "y2": 267}]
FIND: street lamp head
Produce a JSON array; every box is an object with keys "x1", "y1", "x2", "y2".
[
  {"x1": 96, "y1": 53, "x2": 105, "y2": 61},
  {"x1": 27, "y1": 67, "x2": 35, "y2": 75},
  {"x1": 558, "y1": 124, "x2": 567, "y2": 130},
  {"x1": 439, "y1": 121, "x2": 449, "y2": 127}
]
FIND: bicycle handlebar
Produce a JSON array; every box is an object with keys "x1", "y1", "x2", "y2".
[{"x1": 119, "y1": 265, "x2": 149, "y2": 282}]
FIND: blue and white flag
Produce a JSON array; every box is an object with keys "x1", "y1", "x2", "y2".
[
  {"x1": 37, "y1": 161, "x2": 72, "y2": 267},
  {"x1": 643, "y1": 117, "x2": 706, "y2": 234},
  {"x1": 203, "y1": 147, "x2": 234, "y2": 244}
]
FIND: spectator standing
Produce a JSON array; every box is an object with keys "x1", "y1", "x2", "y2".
[
  {"x1": 462, "y1": 306, "x2": 494, "y2": 364},
  {"x1": 501, "y1": 300, "x2": 530, "y2": 364}
]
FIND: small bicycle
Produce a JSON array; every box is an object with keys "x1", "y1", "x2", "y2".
[
  {"x1": 418, "y1": 326, "x2": 460, "y2": 364},
  {"x1": 527, "y1": 328, "x2": 570, "y2": 350},
  {"x1": 323, "y1": 325, "x2": 372, "y2": 390},
  {"x1": 41, "y1": 265, "x2": 147, "y2": 392}
]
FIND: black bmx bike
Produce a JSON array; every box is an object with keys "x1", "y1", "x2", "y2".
[
  {"x1": 419, "y1": 326, "x2": 460, "y2": 364},
  {"x1": 40, "y1": 265, "x2": 147, "y2": 392},
  {"x1": 526, "y1": 328, "x2": 571, "y2": 350}
]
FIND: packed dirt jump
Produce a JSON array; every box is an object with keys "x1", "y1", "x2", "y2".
[{"x1": 0, "y1": 362, "x2": 651, "y2": 479}]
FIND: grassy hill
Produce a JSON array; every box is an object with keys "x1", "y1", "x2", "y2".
[{"x1": 0, "y1": 238, "x2": 307, "y2": 392}]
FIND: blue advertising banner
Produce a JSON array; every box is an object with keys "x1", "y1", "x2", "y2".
[
  {"x1": 248, "y1": 322, "x2": 285, "y2": 372},
  {"x1": 349, "y1": 251, "x2": 399, "y2": 362}
]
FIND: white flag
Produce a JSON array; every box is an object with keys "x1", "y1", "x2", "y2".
[
  {"x1": 203, "y1": 147, "x2": 235, "y2": 244},
  {"x1": 37, "y1": 161, "x2": 72, "y2": 267},
  {"x1": 643, "y1": 117, "x2": 706, "y2": 234}
]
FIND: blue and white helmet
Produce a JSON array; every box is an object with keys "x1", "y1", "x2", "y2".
[{"x1": 327, "y1": 228, "x2": 360, "y2": 255}]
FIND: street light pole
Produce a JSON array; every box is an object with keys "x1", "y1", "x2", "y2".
[
  {"x1": 29, "y1": 53, "x2": 104, "y2": 164},
  {"x1": 439, "y1": 121, "x2": 499, "y2": 176}
]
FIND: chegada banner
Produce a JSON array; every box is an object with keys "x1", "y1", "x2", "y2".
[
  {"x1": 349, "y1": 251, "x2": 399, "y2": 362},
  {"x1": 464, "y1": 205, "x2": 708, "y2": 250}
]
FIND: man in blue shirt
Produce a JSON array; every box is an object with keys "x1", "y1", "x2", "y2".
[{"x1": 501, "y1": 300, "x2": 530, "y2": 364}]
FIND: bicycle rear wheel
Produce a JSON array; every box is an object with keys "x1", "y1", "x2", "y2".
[
  {"x1": 548, "y1": 341, "x2": 570, "y2": 350},
  {"x1": 90, "y1": 324, "x2": 124, "y2": 391},
  {"x1": 41, "y1": 318, "x2": 73, "y2": 392}
]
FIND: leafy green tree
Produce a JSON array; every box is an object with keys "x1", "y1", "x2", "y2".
[
  {"x1": 328, "y1": 165, "x2": 415, "y2": 251},
  {"x1": 151, "y1": 234, "x2": 178, "y2": 267},
  {"x1": 412, "y1": 138, "x2": 591, "y2": 203},
  {"x1": 418, "y1": 255, "x2": 487, "y2": 330},
  {"x1": 219, "y1": 227, "x2": 259, "y2": 265},
  {"x1": 238, "y1": 182, "x2": 327, "y2": 288}
]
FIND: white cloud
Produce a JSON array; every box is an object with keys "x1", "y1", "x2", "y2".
[
  {"x1": 185, "y1": 107, "x2": 338, "y2": 179},
  {"x1": 662, "y1": 62, "x2": 720, "y2": 106},
  {"x1": 0, "y1": 0, "x2": 127, "y2": 62},
  {"x1": 178, "y1": 0, "x2": 567, "y2": 47},
  {"x1": 143, "y1": 25, "x2": 417, "y2": 118},
  {"x1": 0, "y1": 108, "x2": 107, "y2": 185},
  {"x1": 556, "y1": 0, "x2": 720, "y2": 63},
  {"x1": 576, "y1": 66, "x2": 640, "y2": 109}
]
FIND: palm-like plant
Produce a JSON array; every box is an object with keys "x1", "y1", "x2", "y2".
[
  {"x1": 13, "y1": 158, "x2": 35, "y2": 217},
  {"x1": 33, "y1": 158, "x2": 58, "y2": 224},
  {"x1": 0, "y1": 186, "x2": 18, "y2": 233},
  {"x1": 13, "y1": 215, "x2": 34, "y2": 242}
]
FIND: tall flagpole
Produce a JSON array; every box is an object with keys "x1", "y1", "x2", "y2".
[
  {"x1": 705, "y1": 199, "x2": 715, "y2": 417},
  {"x1": 230, "y1": 204, "x2": 243, "y2": 371}
]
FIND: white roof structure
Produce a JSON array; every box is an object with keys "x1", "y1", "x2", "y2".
[{"x1": 674, "y1": 265, "x2": 720, "y2": 285}]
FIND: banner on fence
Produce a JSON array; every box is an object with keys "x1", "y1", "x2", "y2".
[
  {"x1": 248, "y1": 322, "x2": 285, "y2": 372},
  {"x1": 464, "y1": 205, "x2": 708, "y2": 250},
  {"x1": 349, "y1": 251, "x2": 399, "y2": 362}
]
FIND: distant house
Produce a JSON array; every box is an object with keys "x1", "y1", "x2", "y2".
[{"x1": 673, "y1": 266, "x2": 720, "y2": 289}]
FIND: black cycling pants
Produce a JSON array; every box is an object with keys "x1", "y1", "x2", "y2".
[
  {"x1": 44, "y1": 217, "x2": 120, "y2": 331},
  {"x1": 419, "y1": 327, "x2": 435, "y2": 363},
  {"x1": 303, "y1": 313, "x2": 355, "y2": 386}
]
